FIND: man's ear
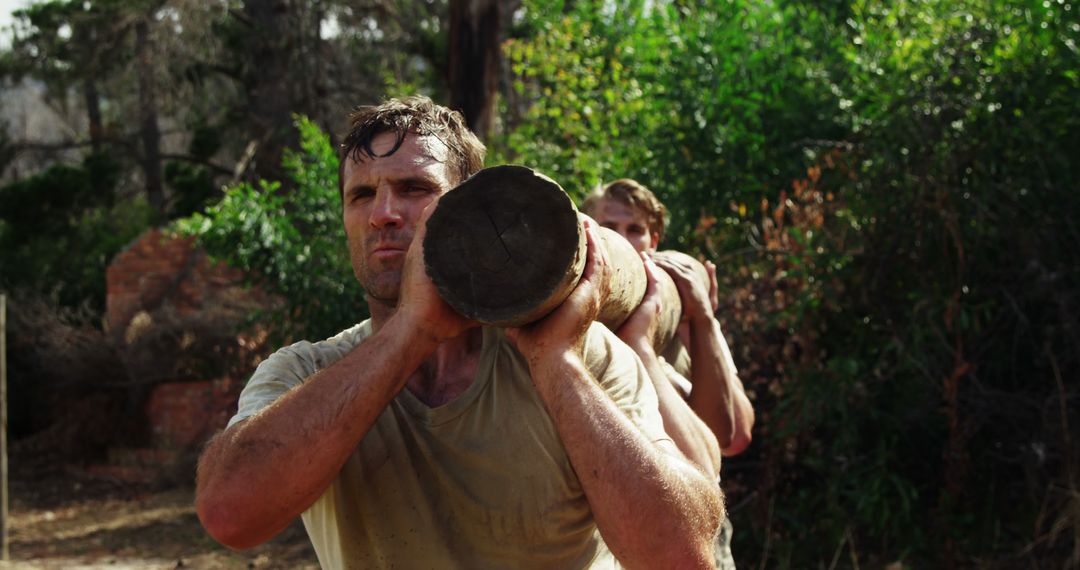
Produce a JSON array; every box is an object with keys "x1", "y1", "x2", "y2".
[{"x1": 650, "y1": 232, "x2": 660, "y2": 250}]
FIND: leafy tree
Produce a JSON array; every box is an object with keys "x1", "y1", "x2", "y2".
[
  {"x1": 175, "y1": 116, "x2": 365, "y2": 343},
  {"x1": 499, "y1": 1, "x2": 844, "y2": 243},
  {"x1": 0, "y1": 152, "x2": 154, "y2": 310},
  {"x1": 498, "y1": 0, "x2": 1080, "y2": 566},
  {"x1": 2, "y1": 0, "x2": 132, "y2": 151}
]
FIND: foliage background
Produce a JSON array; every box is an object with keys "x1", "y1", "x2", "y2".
[{"x1": 2, "y1": 0, "x2": 1078, "y2": 567}]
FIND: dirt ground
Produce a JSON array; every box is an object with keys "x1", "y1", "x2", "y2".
[{"x1": 2, "y1": 464, "x2": 320, "y2": 570}]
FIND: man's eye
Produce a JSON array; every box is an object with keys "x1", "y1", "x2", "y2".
[{"x1": 405, "y1": 186, "x2": 430, "y2": 195}]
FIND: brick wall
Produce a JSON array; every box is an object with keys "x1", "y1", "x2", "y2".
[
  {"x1": 104, "y1": 229, "x2": 268, "y2": 465},
  {"x1": 106, "y1": 228, "x2": 247, "y2": 344},
  {"x1": 144, "y1": 378, "x2": 243, "y2": 449}
]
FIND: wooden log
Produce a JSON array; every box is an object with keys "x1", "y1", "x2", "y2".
[
  {"x1": 423, "y1": 165, "x2": 681, "y2": 351},
  {"x1": 423, "y1": 165, "x2": 587, "y2": 327}
]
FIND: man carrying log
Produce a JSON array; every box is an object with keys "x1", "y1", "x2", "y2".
[
  {"x1": 582, "y1": 178, "x2": 755, "y2": 569},
  {"x1": 195, "y1": 96, "x2": 723, "y2": 569}
]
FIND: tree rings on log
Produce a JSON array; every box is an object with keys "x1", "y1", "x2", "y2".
[
  {"x1": 423, "y1": 165, "x2": 587, "y2": 327},
  {"x1": 423, "y1": 164, "x2": 691, "y2": 345}
]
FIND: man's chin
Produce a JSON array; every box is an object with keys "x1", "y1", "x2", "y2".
[
  {"x1": 365, "y1": 292, "x2": 399, "y2": 307},
  {"x1": 361, "y1": 276, "x2": 402, "y2": 307}
]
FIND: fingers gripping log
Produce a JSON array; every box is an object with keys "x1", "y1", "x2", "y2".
[{"x1": 422, "y1": 165, "x2": 682, "y2": 350}]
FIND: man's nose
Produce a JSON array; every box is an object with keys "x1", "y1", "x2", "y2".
[{"x1": 369, "y1": 190, "x2": 404, "y2": 228}]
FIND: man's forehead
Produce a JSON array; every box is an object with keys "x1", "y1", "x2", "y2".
[
  {"x1": 365, "y1": 131, "x2": 450, "y2": 167},
  {"x1": 598, "y1": 198, "x2": 646, "y2": 221},
  {"x1": 341, "y1": 132, "x2": 454, "y2": 190}
]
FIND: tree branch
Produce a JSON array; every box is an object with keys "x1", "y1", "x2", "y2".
[{"x1": 159, "y1": 152, "x2": 234, "y2": 177}]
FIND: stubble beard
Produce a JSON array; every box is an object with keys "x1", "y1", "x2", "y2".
[{"x1": 354, "y1": 228, "x2": 413, "y2": 308}]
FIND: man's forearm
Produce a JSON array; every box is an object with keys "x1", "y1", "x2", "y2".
[
  {"x1": 531, "y1": 352, "x2": 722, "y2": 569},
  {"x1": 627, "y1": 340, "x2": 721, "y2": 475},
  {"x1": 196, "y1": 315, "x2": 437, "y2": 549},
  {"x1": 687, "y1": 317, "x2": 754, "y2": 455}
]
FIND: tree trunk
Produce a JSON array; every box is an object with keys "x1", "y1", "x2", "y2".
[
  {"x1": 82, "y1": 78, "x2": 103, "y2": 153},
  {"x1": 447, "y1": 0, "x2": 501, "y2": 140},
  {"x1": 241, "y1": 0, "x2": 297, "y2": 184},
  {"x1": 135, "y1": 18, "x2": 164, "y2": 214},
  {"x1": 74, "y1": 21, "x2": 103, "y2": 154},
  {"x1": 423, "y1": 165, "x2": 682, "y2": 350},
  {"x1": 306, "y1": 0, "x2": 330, "y2": 134}
]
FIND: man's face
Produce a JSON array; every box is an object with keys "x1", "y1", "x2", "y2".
[
  {"x1": 591, "y1": 198, "x2": 659, "y2": 253},
  {"x1": 341, "y1": 132, "x2": 455, "y2": 305}
]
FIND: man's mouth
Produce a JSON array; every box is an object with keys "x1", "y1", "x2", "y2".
[{"x1": 371, "y1": 242, "x2": 408, "y2": 259}]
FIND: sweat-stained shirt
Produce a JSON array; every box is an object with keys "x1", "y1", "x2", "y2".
[{"x1": 228, "y1": 321, "x2": 669, "y2": 570}]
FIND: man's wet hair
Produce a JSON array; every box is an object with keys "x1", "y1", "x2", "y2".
[
  {"x1": 339, "y1": 95, "x2": 486, "y2": 193},
  {"x1": 581, "y1": 178, "x2": 669, "y2": 241}
]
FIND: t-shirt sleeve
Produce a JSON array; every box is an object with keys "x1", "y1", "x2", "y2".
[
  {"x1": 582, "y1": 322, "x2": 671, "y2": 444},
  {"x1": 227, "y1": 341, "x2": 320, "y2": 429},
  {"x1": 227, "y1": 321, "x2": 371, "y2": 429}
]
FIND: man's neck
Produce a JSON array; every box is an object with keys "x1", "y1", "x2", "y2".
[
  {"x1": 407, "y1": 327, "x2": 483, "y2": 406},
  {"x1": 368, "y1": 295, "x2": 483, "y2": 407},
  {"x1": 368, "y1": 295, "x2": 397, "y2": 331}
]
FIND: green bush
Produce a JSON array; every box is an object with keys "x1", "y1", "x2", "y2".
[
  {"x1": 499, "y1": 0, "x2": 1080, "y2": 566},
  {"x1": 174, "y1": 115, "x2": 366, "y2": 343},
  {"x1": 0, "y1": 153, "x2": 153, "y2": 311}
]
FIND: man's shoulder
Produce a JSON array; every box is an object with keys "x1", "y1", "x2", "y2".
[
  {"x1": 227, "y1": 320, "x2": 372, "y2": 429},
  {"x1": 582, "y1": 321, "x2": 632, "y2": 367},
  {"x1": 268, "y1": 320, "x2": 373, "y2": 371},
  {"x1": 481, "y1": 323, "x2": 628, "y2": 384}
]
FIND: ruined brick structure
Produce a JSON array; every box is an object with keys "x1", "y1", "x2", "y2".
[
  {"x1": 106, "y1": 228, "x2": 247, "y2": 345},
  {"x1": 98, "y1": 228, "x2": 269, "y2": 481}
]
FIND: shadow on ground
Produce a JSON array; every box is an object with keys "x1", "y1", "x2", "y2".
[{"x1": 4, "y1": 462, "x2": 318, "y2": 570}]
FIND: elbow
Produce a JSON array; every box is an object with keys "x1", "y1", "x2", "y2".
[
  {"x1": 616, "y1": 468, "x2": 722, "y2": 570},
  {"x1": 658, "y1": 471, "x2": 724, "y2": 569},
  {"x1": 721, "y1": 429, "x2": 752, "y2": 457},
  {"x1": 623, "y1": 538, "x2": 717, "y2": 570},
  {"x1": 646, "y1": 548, "x2": 715, "y2": 570},
  {"x1": 720, "y1": 395, "x2": 755, "y2": 457},
  {"x1": 650, "y1": 523, "x2": 721, "y2": 570},
  {"x1": 709, "y1": 415, "x2": 739, "y2": 452},
  {"x1": 196, "y1": 489, "x2": 268, "y2": 550}
]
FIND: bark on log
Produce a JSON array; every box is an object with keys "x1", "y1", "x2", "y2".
[{"x1": 423, "y1": 165, "x2": 683, "y2": 351}]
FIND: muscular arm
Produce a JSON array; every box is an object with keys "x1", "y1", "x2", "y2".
[
  {"x1": 686, "y1": 316, "x2": 754, "y2": 456},
  {"x1": 616, "y1": 254, "x2": 722, "y2": 475},
  {"x1": 196, "y1": 316, "x2": 440, "y2": 548},
  {"x1": 196, "y1": 199, "x2": 473, "y2": 549},
  {"x1": 508, "y1": 223, "x2": 722, "y2": 569},
  {"x1": 656, "y1": 256, "x2": 755, "y2": 456},
  {"x1": 531, "y1": 353, "x2": 721, "y2": 568}
]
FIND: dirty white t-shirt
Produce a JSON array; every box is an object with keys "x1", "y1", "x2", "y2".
[{"x1": 229, "y1": 321, "x2": 667, "y2": 569}]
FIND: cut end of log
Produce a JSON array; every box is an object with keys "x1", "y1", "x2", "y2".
[{"x1": 423, "y1": 165, "x2": 584, "y2": 326}]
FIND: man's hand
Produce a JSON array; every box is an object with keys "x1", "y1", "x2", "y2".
[
  {"x1": 618, "y1": 252, "x2": 722, "y2": 475},
  {"x1": 506, "y1": 219, "x2": 610, "y2": 363},
  {"x1": 653, "y1": 253, "x2": 713, "y2": 325},
  {"x1": 705, "y1": 260, "x2": 719, "y2": 313},
  {"x1": 653, "y1": 252, "x2": 754, "y2": 456},
  {"x1": 616, "y1": 252, "x2": 663, "y2": 356},
  {"x1": 397, "y1": 197, "x2": 478, "y2": 344}
]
